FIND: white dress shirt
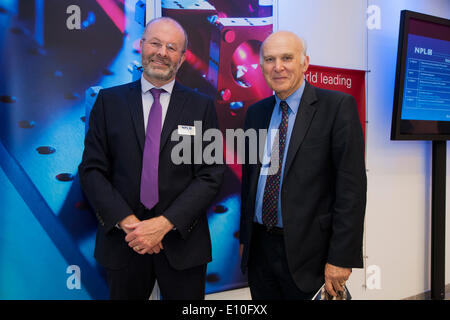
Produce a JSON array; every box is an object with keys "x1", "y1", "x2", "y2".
[
  {"x1": 115, "y1": 76, "x2": 175, "y2": 230},
  {"x1": 141, "y1": 75, "x2": 175, "y2": 133}
]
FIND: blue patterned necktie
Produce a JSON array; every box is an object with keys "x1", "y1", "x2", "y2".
[{"x1": 262, "y1": 101, "x2": 289, "y2": 227}]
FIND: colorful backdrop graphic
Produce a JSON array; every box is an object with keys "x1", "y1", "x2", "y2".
[
  {"x1": 0, "y1": 0, "x2": 144, "y2": 299},
  {"x1": 0, "y1": 0, "x2": 365, "y2": 299}
]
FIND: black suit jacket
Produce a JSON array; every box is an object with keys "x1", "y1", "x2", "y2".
[
  {"x1": 240, "y1": 81, "x2": 367, "y2": 292},
  {"x1": 79, "y1": 80, "x2": 224, "y2": 271}
]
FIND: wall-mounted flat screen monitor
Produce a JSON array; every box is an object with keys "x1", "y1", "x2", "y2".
[{"x1": 391, "y1": 10, "x2": 450, "y2": 140}]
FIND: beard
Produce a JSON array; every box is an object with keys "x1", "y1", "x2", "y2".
[{"x1": 142, "y1": 54, "x2": 179, "y2": 82}]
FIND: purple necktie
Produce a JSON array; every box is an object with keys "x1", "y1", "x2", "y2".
[
  {"x1": 262, "y1": 101, "x2": 289, "y2": 227},
  {"x1": 140, "y1": 88, "x2": 164, "y2": 210}
]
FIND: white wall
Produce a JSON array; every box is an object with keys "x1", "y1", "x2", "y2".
[
  {"x1": 207, "y1": 0, "x2": 450, "y2": 300},
  {"x1": 277, "y1": 0, "x2": 367, "y2": 70},
  {"x1": 365, "y1": 0, "x2": 450, "y2": 299},
  {"x1": 278, "y1": 0, "x2": 450, "y2": 299}
]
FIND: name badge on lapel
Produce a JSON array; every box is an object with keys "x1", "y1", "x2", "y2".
[{"x1": 178, "y1": 125, "x2": 196, "y2": 136}]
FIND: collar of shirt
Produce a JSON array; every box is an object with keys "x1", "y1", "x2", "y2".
[
  {"x1": 140, "y1": 75, "x2": 175, "y2": 95},
  {"x1": 261, "y1": 80, "x2": 306, "y2": 166},
  {"x1": 140, "y1": 76, "x2": 175, "y2": 133},
  {"x1": 274, "y1": 80, "x2": 306, "y2": 115}
]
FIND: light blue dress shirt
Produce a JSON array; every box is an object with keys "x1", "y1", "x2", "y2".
[{"x1": 254, "y1": 81, "x2": 306, "y2": 228}]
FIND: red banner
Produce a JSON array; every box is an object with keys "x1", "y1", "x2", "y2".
[{"x1": 306, "y1": 65, "x2": 366, "y2": 137}]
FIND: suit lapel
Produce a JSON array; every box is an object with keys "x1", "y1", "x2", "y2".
[
  {"x1": 160, "y1": 81, "x2": 187, "y2": 152},
  {"x1": 248, "y1": 97, "x2": 276, "y2": 201},
  {"x1": 257, "y1": 96, "x2": 276, "y2": 166},
  {"x1": 127, "y1": 80, "x2": 145, "y2": 153},
  {"x1": 283, "y1": 82, "x2": 318, "y2": 180}
]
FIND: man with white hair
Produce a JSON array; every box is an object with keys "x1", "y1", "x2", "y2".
[{"x1": 240, "y1": 31, "x2": 366, "y2": 299}]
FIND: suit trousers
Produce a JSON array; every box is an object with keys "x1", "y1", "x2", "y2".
[
  {"x1": 248, "y1": 223, "x2": 315, "y2": 300},
  {"x1": 105, "y1": 247, "x2": 206, "y2": 300}
]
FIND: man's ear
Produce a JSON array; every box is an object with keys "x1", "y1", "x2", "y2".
[
  {"x1": 178, "y1": 51, "x2": 186, "y2": 68},
  {"x1": 303, "y1": 55, "x2": 310, "y2": 72}
]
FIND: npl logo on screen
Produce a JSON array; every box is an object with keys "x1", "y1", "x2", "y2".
[{"x1": 414, "y1": 47, "x2": 433, "y2": 56}]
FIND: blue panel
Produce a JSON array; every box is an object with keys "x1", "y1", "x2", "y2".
[
  {"x1": 0, "y1": 163, "x2": 92, "y2": 299},
  {"x1": 0, "y1": 0, "x2": 143, "y2": 299},
  {"x1": 206, "y1": 194, "x2": 247, "y2": 294}
]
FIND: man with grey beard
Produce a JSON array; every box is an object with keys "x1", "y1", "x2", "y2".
[{"x1": 79, "y1": 17, "x2": 224, "y2": 300}]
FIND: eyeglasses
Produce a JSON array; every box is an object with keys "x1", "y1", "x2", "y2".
[{"x1": 142, "y1": 38, "x2": 182, "y2": 54}]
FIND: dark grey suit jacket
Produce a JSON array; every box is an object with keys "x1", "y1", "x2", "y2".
[
  {"x1": 240, "y1": 81, "x2": 367, "y2": 292},
  {"x1": 79, "y1": 80, "x2": 224, "y2": 270}
]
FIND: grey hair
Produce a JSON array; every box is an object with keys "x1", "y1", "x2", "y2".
[
  {"x1": 299, "y1": 37, "x2": 307, "y2": 64},
  {"x1": 143, "y1": 17, "x2": 189, "y2": 53}
]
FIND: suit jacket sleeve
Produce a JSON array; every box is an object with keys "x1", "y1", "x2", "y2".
[
  {"x1": 162, "y1": 98, "x2": 225, "y2": 239},
  {"x1": 78, "y1": 90, "x2": 134, "y2": 233},
  {"x1": 239, "y1": 107, "x2": 253, "y2": 246},
  {"x1": 328, "y1": 94, "x2": 367, "y2": 268}
]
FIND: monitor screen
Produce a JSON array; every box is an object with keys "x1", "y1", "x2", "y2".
[{"x1": 391, "y1": 10, "x2": 450, "y2": 140}]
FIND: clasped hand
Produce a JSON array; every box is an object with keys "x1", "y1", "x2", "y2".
[{"x1": 124, "y1": 216, "x2": 173, "y2": 255}]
